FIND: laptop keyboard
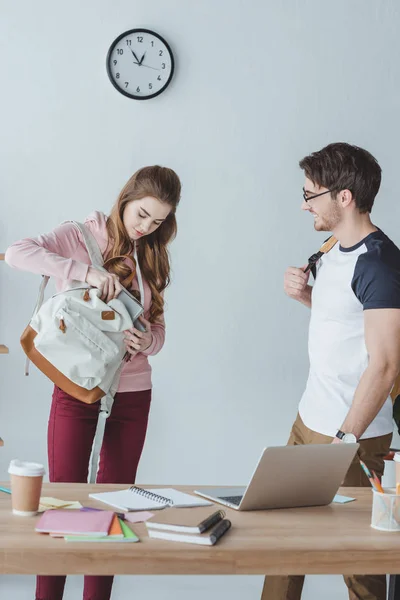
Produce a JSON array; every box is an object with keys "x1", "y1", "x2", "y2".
[{"x1": 219, "y1": 495, "x2": 242, "y2": 506}]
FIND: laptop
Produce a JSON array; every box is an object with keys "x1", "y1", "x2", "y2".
[{"x1": 194, "y1": 443, "x2": 359, "y2": 511}]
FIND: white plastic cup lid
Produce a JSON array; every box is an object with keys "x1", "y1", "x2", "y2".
[
  {"x1": 8, "y1": 459, "x2": 45, "y2": 477},
  {"x1": 393, "y1": 452, "x2": 400, "y2": 463}
]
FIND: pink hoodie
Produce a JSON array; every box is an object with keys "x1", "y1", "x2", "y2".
[{"x1": 5, "y1": 211, "x2": 165, "y2": 392}]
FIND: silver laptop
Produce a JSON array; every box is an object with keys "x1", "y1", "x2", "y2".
[{"x1": 194, "y1": 443, "x2": 359, "y2": 511}]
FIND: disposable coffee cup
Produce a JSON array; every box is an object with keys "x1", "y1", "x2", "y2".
[
  {"x1": 8, "y1": 459, "x2": 45, "y2": 516},
  {"x1": 394, "y1": 453, "x2": 400, "y2": 490}
]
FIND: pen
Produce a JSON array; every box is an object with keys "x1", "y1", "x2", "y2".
[
  {"x1": 359, "y1": 461, "x2": 382, "y2": 492},
  {"x1": 115, "y1": 511, "x2": 128, "y2": 521},
  {"x1": 359, "y1": 460, "x2": 372, "y2": 479},
  {"x1": 371, "y1": 470, "x2": 384, "y2": 494},
  {"x1": 197, "y1": 510, "x2": 225, "y2": 533},
  {"x1": 209, "y1": 519, "x2": 232, "y2": 545},
  {"x1": 0, "y1": 486, "x2": 11, "y2": 495}
]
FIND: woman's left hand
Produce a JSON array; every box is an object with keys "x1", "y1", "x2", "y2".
[{"x1": 124, "y1": 316, "x2": 152, "y2": 355}]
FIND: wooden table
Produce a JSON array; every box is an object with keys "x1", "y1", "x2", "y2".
[{"x1": 0, "y1": 483, "x2": 400, "y2": 586}]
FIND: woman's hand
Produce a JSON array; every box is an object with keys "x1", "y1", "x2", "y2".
[
  {"x1": 85, "y1": 266, "x2": 123, "y2": 303},
  {"x1": 124, "y1": 316, "x2": 152, "y2": 355}
]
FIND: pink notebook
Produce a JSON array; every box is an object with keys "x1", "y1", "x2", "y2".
[{"x1": 35, "y1": 509, "x2": 115, "y2": 536}]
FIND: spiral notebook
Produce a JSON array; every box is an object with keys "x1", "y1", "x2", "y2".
[{"x1": 89, "y1": 487, "x2": 213, "y2": 511}]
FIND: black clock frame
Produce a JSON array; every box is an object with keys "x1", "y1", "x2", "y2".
[{"x1": 106, "y1": 28, "x2": 175, "y2": 100}]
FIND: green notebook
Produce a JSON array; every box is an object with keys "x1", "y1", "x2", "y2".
[{"x1": 64, "y1": 519, "x2": 139, "y2": 543}]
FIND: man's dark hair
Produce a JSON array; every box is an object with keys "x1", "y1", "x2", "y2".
[{"x1": 299, "y1": 142, "x2": 382, "y2": 213}]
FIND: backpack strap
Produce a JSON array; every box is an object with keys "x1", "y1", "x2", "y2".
[
  {"x1": 88, "y1": 363, "x2": 123, "y2": 483},
  {"x1": 304, "y1": 236, "x2": 338, "y2": 276},
  {"x1": 70, "y1": 221, "x2": 105, "y2": 268},
  {"x1": 103, "y1": 254, "x2": 137, "y2": 289},
  {"x1": 24, "y1": 274, "x2": 51, "y2": 376}
]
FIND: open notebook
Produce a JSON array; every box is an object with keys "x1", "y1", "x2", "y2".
[{"x1": 89, "y1": 487, "x2": 213, "y2": 511}]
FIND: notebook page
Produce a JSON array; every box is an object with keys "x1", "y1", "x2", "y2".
[{"x1": 89, "y1": 489, "x2": 169, "y2": 511}]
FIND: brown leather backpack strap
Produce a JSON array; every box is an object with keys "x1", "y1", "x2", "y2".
[
  {"x1": 391, "y1": 378, "x2": 400, "y2": 403},
  {"x1": 103, "y1": 255, "x2": 136, "y2": 289},
  {"x1": 121, "y1": 271, "x2": 136, "y2": 289},
  {"x1": 304, "y1": 236, "x2": 338, "y2": 274}
]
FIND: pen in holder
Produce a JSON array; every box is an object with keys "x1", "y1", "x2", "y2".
[
  {"x1": 371, "y1": 488, "x2": 400, "y2": 531},
  {"x1": 359, "y1": 460, "x2": 398, "y2": 530}
]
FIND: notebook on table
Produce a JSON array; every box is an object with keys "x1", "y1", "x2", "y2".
[
  {"x1": 35, "y1": 509, "x2": 115, "y2": 536},
  {"x1": 147, "y1": 518, "x2": 232, "y2": 546},
  {"x1": 64, "y1": 519, "x2": 139, "y2": 543},
  {"x1": 50, "y1": 512, "x2": 124, "y2": 538},
  {"x1": 89, "y1": 486, "x2": 213, "y2": 511},
  {"x1": 146, "y1": 508, "x2": 226, "y2": 534}
]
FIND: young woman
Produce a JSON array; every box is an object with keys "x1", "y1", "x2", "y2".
[{"x1": 5, "y1": 165, "x2": 181, "y2": 600}]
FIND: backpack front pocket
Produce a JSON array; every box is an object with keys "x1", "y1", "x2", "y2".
[{"x1": 34, "y1": 307, "x2": 120, "y2": 390}]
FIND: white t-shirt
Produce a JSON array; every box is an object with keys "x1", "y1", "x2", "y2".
[{"x1": 299, "y1": 229, "x2": 400, "y2": 439}]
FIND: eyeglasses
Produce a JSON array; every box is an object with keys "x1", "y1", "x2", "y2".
[{"x1": 302, "y1": 187, "x2": 332, "y2": 202}]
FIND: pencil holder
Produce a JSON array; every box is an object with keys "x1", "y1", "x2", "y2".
[{"x1": 371, "y1": 488, "x2": 400, "y2": 531}]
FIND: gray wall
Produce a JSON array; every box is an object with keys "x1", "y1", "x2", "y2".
[{"x1": 1, "y1": 1, "x2": 399, "y2": 598}]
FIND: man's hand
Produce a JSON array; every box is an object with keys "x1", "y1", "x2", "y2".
[
  {"x1": 284, "y1": 266, "x2": 312, "y2": 307},
  {"x1": 331, "y1": 436, "x2": 342, "y2": 444}
]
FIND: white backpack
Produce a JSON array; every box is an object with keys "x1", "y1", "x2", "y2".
[{"x1": 21, "y1": 222, "x2": 136, "y2": 483}]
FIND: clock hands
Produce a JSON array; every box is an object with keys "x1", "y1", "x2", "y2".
[
  {"x1": 137, "y1": 63, "x2": 161, "y2": 71},
  {"x1": 130, "y1": 49, "x2": 141, "y2": 64},
  {"x1": 129, "y1": 47, "x2": 161, "y2": 71}
]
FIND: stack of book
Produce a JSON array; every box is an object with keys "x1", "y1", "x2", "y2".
[
  {"x1": 35, "y1": 509, "x2": 139, "y2": 542},
  {"x1": 145, "y1": 507, "x2": 231, "y2": 545}
]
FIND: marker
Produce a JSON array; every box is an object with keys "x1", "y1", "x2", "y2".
[
  {"x1": 360, "y1": 460, "x2": 372, "y2": 479},
  {"x1": 359, "y1": 461, "x2": 381, "y2": 492},
  {"x1": 371, "y1": 470, "x2": 384, "y2": 494}
]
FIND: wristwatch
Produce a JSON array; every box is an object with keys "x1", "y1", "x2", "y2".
[{"x1": 336, "y1": 430, "x2": 357, "y2": 443}]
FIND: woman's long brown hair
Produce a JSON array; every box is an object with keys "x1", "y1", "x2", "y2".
[{"x1": 104, "y1": 166, "x2": 181, "y2": 323}]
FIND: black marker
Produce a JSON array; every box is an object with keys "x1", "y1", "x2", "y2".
[{"x1": 197, "y1": 509, "x2": 225, "y2": 533}]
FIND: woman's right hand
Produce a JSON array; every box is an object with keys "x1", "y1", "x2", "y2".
[{"x1": 85, "y1": 267, "x2": 123, "y2": 303}]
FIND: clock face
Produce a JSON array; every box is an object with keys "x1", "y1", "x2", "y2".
[{"x1": 106, "y1": 29, "x2": 174, "y2": 100}]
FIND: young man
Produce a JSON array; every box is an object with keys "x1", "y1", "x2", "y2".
[{"x1": 262, "y1": 143, "x2": 400, "y2": 600}]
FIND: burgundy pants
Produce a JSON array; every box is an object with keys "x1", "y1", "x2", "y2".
[{"x1": 35, "y1": 385, "x2": 152, "y2": 600}]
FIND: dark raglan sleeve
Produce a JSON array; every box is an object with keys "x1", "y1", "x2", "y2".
[{"x1": 351, "y1": 248, "x2": 400, "y2": 310}]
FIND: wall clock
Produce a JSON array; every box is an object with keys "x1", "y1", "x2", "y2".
[{"x1": 106, "y1": 29, "x2": 174, "y2": 100}]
